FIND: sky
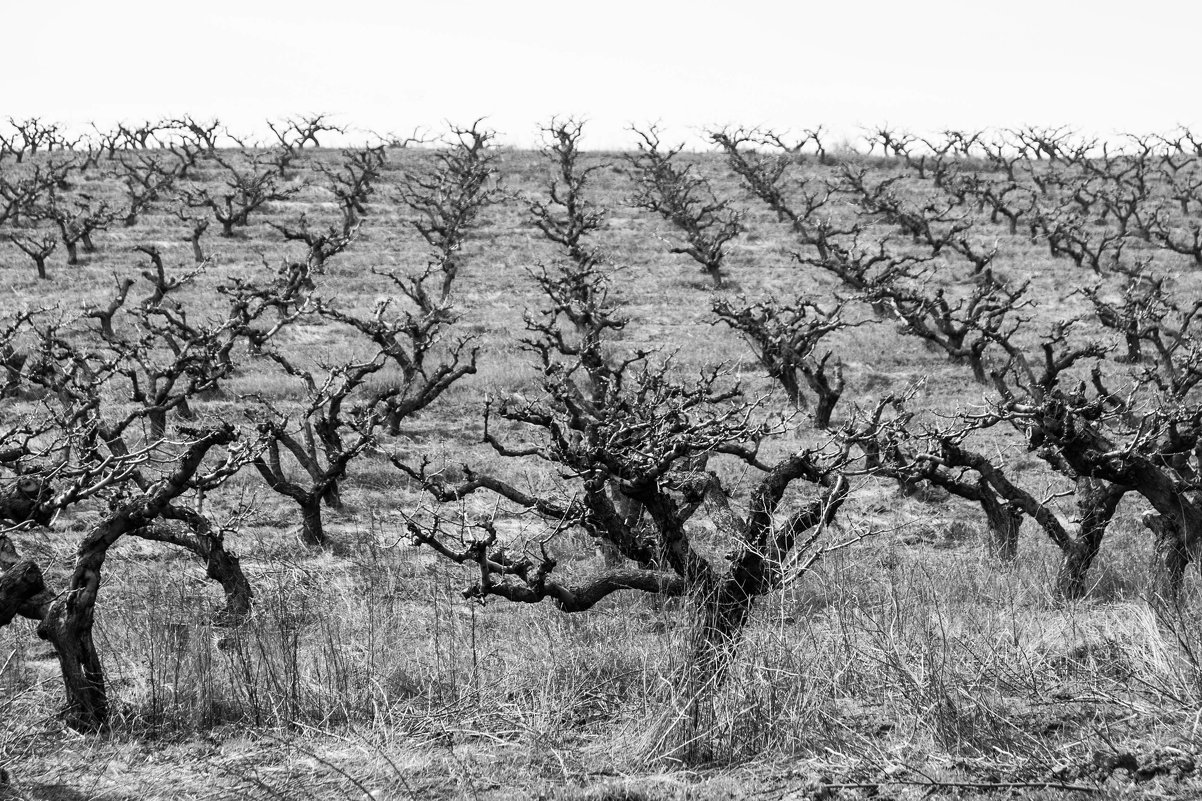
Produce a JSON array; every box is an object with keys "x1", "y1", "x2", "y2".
[{"x1": 4, "y1": 0, "x2": 1200, "y2": 150}]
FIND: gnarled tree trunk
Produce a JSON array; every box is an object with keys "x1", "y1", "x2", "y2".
[
  {"x1": 35, "y1": 426, "x2": 237, "y2": 731},
  {"x1": 1146, "y1": 513, "x2": 1190, "y2": 612},
  {"x1": 299, "y1": 495, "x2": 326, "y2": 548},
  {"x1": 0, "y1": 560, "x2": 44, "y2": 626},
  {"x1": 0, "y1": 476, "x2": 52, "y2": 526},
  {"x1": 0, "y1": 536, "x2": 55, "y2": 620},
  {"x1": 1055, "y1": 480, "x2": 1125, "y2": 600},
  {"x1": 978, "y1": 482, "x2": 1020, "y2": 562},
  {"x1": 803, "y1": 356, "x2": 844, "y2": 430},
  {"x1": 37, "y1": 510, "x2": 135, "y2": 731},
  {"x1": 690, "y1": 577, "x2": 755, "y2": 686}
]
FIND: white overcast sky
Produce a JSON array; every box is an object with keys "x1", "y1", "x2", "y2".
[{"x1": 5, "y1": 0, "x2": 1199, "y2": 150}]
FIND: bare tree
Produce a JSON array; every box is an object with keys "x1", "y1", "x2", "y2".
[
  {"x1": 1010, "y1": 125, "x2": 1076, "y2": 163},
  {"x1": 0, "y1": 161, "x2": 69, "y2": 229},
  {"x1": 214, "y1": 265, "x2": 316, "y2": 363},
  {"x1": 45, "y1": 195, "x2": 116, "y2": 265},
  {"x1": 713, "y1": 295, "x2": 850, "y2": 427},
  {"x1": 398, "y1": 120, "x2": 502, "y2": 301},
  {"x1": 521, "y1": 118, "x2": 634, "y2": 566},
  {"x1": 314, "y1": 145, "x2": 386, "y2": 233},
  {"x1": 627, "y1": 126, "x2": 743, "y2": 287},
  {"x1": 527, "y1": 118, "x2": 607, "y2": 269},
  {"x1": 0, "y1": 118, "x2": 65, "y2": 163},
  {"x1": 1080, "y1": 274, "x2": 1181, "y2": 364},
  {"x1": 1146, "y1": 214, "x2": 1202, "y2": 268},
  {"x1": 850, "y1": 397, "x2": 1126, "y2": 588},
  {"x1": 265, "y1": 114, "x2": 343, "y2": 179},
  {"x1": 171, "y1": 205, "x2": 212, "y2": 263},
  {"x1": 984, "y1": 317, "x2": 1202, "y2": 606},
  {"x1": 113, "y1": 151, "x2": 180, "y2": 226},
  {"x1": 248, "y1": 353, "x2": 386, "y2": 548},
  {"x1": 1040, "y1": 207, "x2": 1134, "y2": 274},
  {"x1": 525, "y1": 119, "x2": 617, "y2": 385},
  {"x1": 165, "y1": 116, "x2": 224, "y2": 154},
  {"x1": 757, "y1": 126, "x2": 832, "y2": 165},
  {"x1": 8, "y1": 231, "x2": 57, "y2": 279},
  {"x1": 51, "y1": 278, "x2": 237, "y2": 444},
  {"x1": 135, "y1": 245, "x2": 204, "y2": 309},
  {"x1": 268, "y1": 213, "x2": 359, "y2": 271},
  {"x1": 84, "y1": 275, "x2": 134, "y2": 338},
  {"x1": 840, "y1": 165, "x2": 996, "y2": 274},
  {"x1": 709, "y1": 128, "x2": 860, "y2": 268},
  {"x1": 179, "y1": 153, "x2": 300, "y2": 237},
  {"x1": 958, "y1": 173, "x2": 1038, "y2": 236},
  {"x1": 874, "y1": 270, "x2": 1031, "y2": 384},
  {"x1": 317, "y1": 267, "x2": 477, "y2": 439},
  {"x1": 0, "y1": 301, "x2": 260, "y2": 731},
  {"x1": 395, "y1": 252, "x2": 861, "y2": 705},
  {"x1": 114, "y1": 120, "x2": 166, "y2": 150},
  {"x1": 34, "y1": 423, "x2": 252, "y2": 730},
  {"x1": 268, "y1": 113, "x2": 341, "y2": 150}
]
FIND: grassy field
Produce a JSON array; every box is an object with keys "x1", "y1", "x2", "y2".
[{"x1": 2, "y1": 125, "x2": 1202, "y2": 800}]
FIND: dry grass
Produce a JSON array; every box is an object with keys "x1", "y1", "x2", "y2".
[{"x1": 2, "y1": 139, "x2": 1202, "y2": 799}]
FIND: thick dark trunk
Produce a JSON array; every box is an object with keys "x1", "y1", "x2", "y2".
[
  {"x1": 38, "y1": 598, "x2": 108, "y2": 731},
  {"x1": 34, "y1": 256, "x2": 47, "y2": 280},
  {"x1": 148, "y1": 408, "x2": 167, "y2": 441},
  {"x1": 0, "y1": 560, "x2": 44, "y2": 626},
  {"x1": 678, "y1": 579, "x2": 756, "y2": 762},
  {"x1": 777, "y1": 369, "x2": 804, "y2": 409},
  {"x1": 1121, "y1": 333, "x2": 1142, "y2": 363},
  {"x1": 1055, "y1": 479, "x2": 1123, "y2": 600},
  {"x1": 1056, "y1": 536, "x2": 1103, "y2": 600},
  {"x1": 321, "y1": 481, "x2": 342, "y2": 511},
  {"x1": 190, "y1": 230, "x2": 206, "y2": 263},
  {"x1": 383, "y1": 405, "x2": 401, "y2": 436},
  {"x1": 813, "y1": 390, "x2": 839, "y2": 430},
  {"x1": 603, "y1": 485, "x2": 643, "y2": 568},
  {"x1": 16, "y1": 503, "x2": 254, "y2": 734},
  {"x1": 33, "y1": 509, "x2": 136, "y2": 732},
  {"x1": 691, "y1": 582, "x2": 753, "y2": 683},
  {"x1": 979, "y1": 486, "x2": 1020, "y2": 562},
  {"x1": 1146, "y1": 513, "x2": 1189, "y2": 611},
  {"x1": 299, "y1": 496, "x2": 327, "y2": 548},
  {"x1": 969, "y1": 354, "x2": 988, "y2": 384},
  {"x1": 139, "y1": 507, "x2": 255, "y2": 626},
  {"x1": 208, "y1": 545, "x2": 253, "y2": 625},
  {"x1": 0, "y1": 476, "x2": 52, "y2": 526},
  {"x1": 802, "y1": 358, "x2": 843, "y2": 429},
  {"x1": 36, "y1": 520, "x2": 119, "y2": 730},
  {"x1": 33, "y1": 425, "x2": 236, "y2": 732},
  {"x1": 596, "y1": 538, "x2": 623, "y2": 568},
  {"x1": 0, "y1": 537, "x2": 54, "y2": 620},
  {"x1": 1053, "y1": 437, "x2": 1202, "y2": 602},
  {"x1": 63, "y1": 240, "x2": 79, "y2": 265}
]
